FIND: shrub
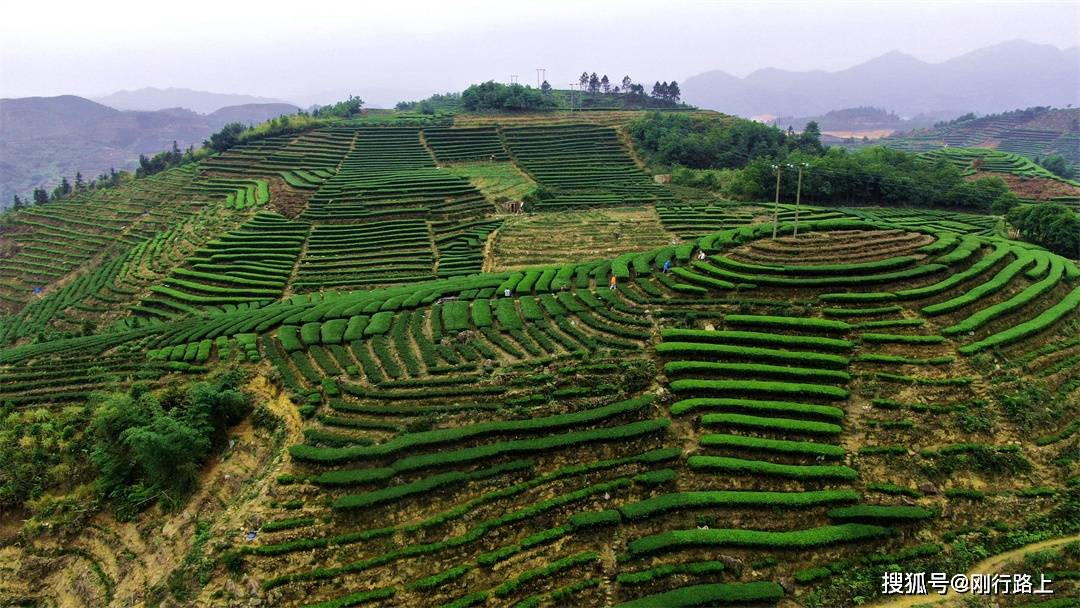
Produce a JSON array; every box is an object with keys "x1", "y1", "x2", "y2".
[
  {"x1": 627, "y1": 524, "x2": 890, "y2": 556},
  {"x1": 701, "y1": 413, "x2": 842, "y2": 435},
  {"x1": 619, "y1": 490, "x2": 858, "y2": 520},
  {"x1": 657, "y1": 342, "x2": 849, "y2": 369},
  {"x1": 364, "y1": 311, "x2": 394, "y2": 336},
  {"x1": 687, "y1": 455, "x2": 858, "y2": 480},
  {"x1": 670, "y1": 397, "x2": 844, "y2": 420},
  {"x1": 827, "y1": 505, "x2": 934, "y2": 522},
  {"x1": 671, "y1": 379, "x2": 849, "y2": 401},
  {"x1": 700, "y1": 433, "x2": 846, "y2": 458},
  {"x1": 614, "y1": 582, "x2": 785, "y2": 608}
]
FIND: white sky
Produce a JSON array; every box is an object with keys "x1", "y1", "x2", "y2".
[{"x1": 1, "y1": 0, "x2": 1077, "y2": 107}]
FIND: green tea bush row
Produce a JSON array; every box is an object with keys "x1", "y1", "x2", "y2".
[
  {"x1": 661, "y1": 329, "x2": 853, "y2": 351},
  {"x1": 614, "y1": 581, "x2": 784, "y2": 608},
  {"x1": 671, "y1": 379, "x2": 849, "y2": 401},
  {"x1": 827, "y1": 505, "x2": 934, "y2": 522},
  {"x1": 944, "y1": 257, "x2": 1064, "y2": 336},
  {"x1": 701, "y1": 413, "x2": 842, "y2": 435},
  {"x1": 960, "y1": 286, "x2": 1080, "y2": 354},
  {"x1": 860, "y1": 333, "x2": 945, "y2": 344},
  {"x1": 626, "y1": 523, "x2": 890, "y2": 557},
  {"x1": 670, "y1": 397, "x2": 844, "y2": 421},
  {"x1": 699, "y1": 433, "x2": 846, "y2": 458},
  {"x1": 619, "y1": 489, "x2": 858, "y2": 520},
  {"x1": 687, "y1": 455, "x2": 858, "y2": 480},
  {"x1": 665, "y1": 361, "x2": 850, "y2": 383},
  {"x1": 657, "y1": 342, "x2": 849, "y2": 369},
  {"x1": 291, "y1": 395, "x2": 653, "y2": 463},
  {"x1": 922, "y1": 253, "x2": 1034, "y2": 315}
]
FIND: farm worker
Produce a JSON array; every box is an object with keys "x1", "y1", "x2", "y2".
[
  {"x1": 697, "y1": 250, "x2": 707, "y2": 261},
  {"x1": 609, "y1": 275, "x2": 617, "y2": 290},
  {"x1": 662, "y1": 259, "x2": 671, "y2": 273},
  {"x1": 504, "y1": 288, "x2": 512, "y2": 297}
]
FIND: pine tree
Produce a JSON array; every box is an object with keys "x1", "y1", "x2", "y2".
[
  {"x1": 588, "y1": 72, "x2": 600, "y2": 94},
  {"x1": 600, "y1": 75, "x2": 610, "y2": 94}
]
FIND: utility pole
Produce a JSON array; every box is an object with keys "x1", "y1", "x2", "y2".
[
  {"x1": 770, "y1": 164, "x2": 783, "y2": 239},
  {"x1": 793, "y1": 163, "x2": 807, "y2": 237},
  {"x1": 536, "y1": 68, "x2": 545, "y2": 88}
]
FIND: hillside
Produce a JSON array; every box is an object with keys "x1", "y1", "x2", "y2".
[
  {"x1": 1, "y1": 110, "x2": 1079, "y2": 607},
  {"x1": 837, "y1": 107, "x2": 1080, "y2": 178},
  {"x1": 683, "y1": 40, "x2": 1080, "y2": 118},
  {"x1": 0, "y1": 95, "x2": 300, "y2": 206}
]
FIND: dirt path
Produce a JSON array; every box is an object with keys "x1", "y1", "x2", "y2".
[
  {"x1": 481, "y1": 225, "x2": 502, "y2": 273},
  {"x1": 872, "y1": 534, "x2": 1080, "y2": 607}
]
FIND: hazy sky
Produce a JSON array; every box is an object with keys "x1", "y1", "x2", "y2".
[{"x1": 2, "y1": 0, "x2": 1077, "y2": 107}]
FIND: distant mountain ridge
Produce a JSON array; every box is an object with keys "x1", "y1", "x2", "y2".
[
  {"x1": 94, "y1": 87, "x2": 293, "y2": 114},
  {"x1": 0, "y1": 95, "x2": 299, "y2": 206},
  {"x1": 683, "y1": 40, "x2": 1080, "y2": 118}
]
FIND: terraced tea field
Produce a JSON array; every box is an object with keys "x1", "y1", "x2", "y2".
[
  {"x1": 490, "y1": 207, "x2": 676, "y2": 270},
  {"x1": 1, "y1": 115, "x2": 1078, "y2": 608}
]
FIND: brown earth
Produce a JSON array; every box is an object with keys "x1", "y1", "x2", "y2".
[{"x1": 972, "y1": 172, "x2": 1080, "y2": 201}]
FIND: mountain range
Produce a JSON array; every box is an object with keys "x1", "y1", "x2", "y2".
[
  {"x1": 682, "y1": 40, "x2": 1079, "y2": 118},
  {"x1": 0, "y1": 95, "x2": 298, "y2": 206},
  {"x1": 92, "y1": 87, "x2": 293, "y2": 114}
]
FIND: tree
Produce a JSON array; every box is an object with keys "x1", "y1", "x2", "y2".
[
  {"x1": 1008, "y1": 203, "x2": 1080, "y2": 257},
  {"x1": 312, "y1": 95, "x2": 364, "y2": 118},
  {"x1": 621, "y1": 75, "x2": 632, "y2": 93},
  {"x1": 600, "y1": 75, "x2": 610, "y2": 94},
  {"x1": 579, "y1": 72, "x2": 589, "y2": 88},
  {"x1": 797, "y1": 121, "x2": 824, "y2": 155},
  {"x1": 11, "y1": 195, "x2": 23, "y2": 210},
  {"x1": 540, "y1": 80, "x2": 552, "y2": 94},
  {"x1": 204, "y1": 122, "x2": 247, "y2": 153},
  {"x1": 75, "y1": 172, "x2": 85, "y2": 191},
  {"x1": 588, "y1": 72, "x2": 600, "y2": 94},
  {"x1": 32, "y1": 188, "x2": 49, "y2": 205},
  {"x1": 667, "y1": 81, "x2": 681, "y2": 101},
  {"x1": 651, "y1": 81, "x2": 663, "y2": 98},
  {"x1": 460, "y1": 81, "x2": 557, "y2": 112},
  {"x1": 1039, "y1": 154, "x2": 1074, "y2": 179}
]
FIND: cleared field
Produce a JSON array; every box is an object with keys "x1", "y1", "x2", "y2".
[{"x1": 490, "y1": 206, "x2": 677, "y2": 270}]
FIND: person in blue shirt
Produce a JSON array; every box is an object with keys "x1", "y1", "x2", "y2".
[{"x1": 662, "y1": 259, "x2": 671, "y2": 273}]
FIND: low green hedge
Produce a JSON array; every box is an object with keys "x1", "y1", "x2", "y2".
[
  {"x1": 657, "y1": 342, "x2": 849, "y2": 369},
  {"x1": 292, "y1": 395, "x2": 653, "y2": 463},
  {"x1": 619, "y1": 489, "x2": 858, "y2": 519},
  {"x1": 960, "y1": 286, "x2": 1080, "y2": 354},
  {"x1": 944, "y1": 257, "x2": 1064, "y2": 337},
  {"x1": 626, "y1": 523, "x2": 890, "y2": 557},
  {"x1": 665, "y1": 361, "x2": 850, "y2": 383},
  {"x1": 827, "y1": 505, "x2": 935, "y2": 522},
  {"x1": 860, "y1": 333, "x2": 945, "y2": 344},
  {"x1": 699, "y1": 433, "x2": 846, "y2": 457},
  {"x1": 670, "y1": 397, "x2": 844, "y2": 420},
  {"x1": 688, "y1": 455, "x2": 858, "y2": 480},
  {"x1": 614, "y1": 581, "x2": 785, "y2": 607},
  {"x1": 724, "y1": 314, "x2": 850, "y2": 333},
  {"x1": 661, "y1": 329, "x2": 853, "y2": 351},
  {"x1": 701, "y1": 413, "x2": 842, "y2": 435},
  {"x1": 671, "y1": 379, "x2": 849, "y2": 401}
]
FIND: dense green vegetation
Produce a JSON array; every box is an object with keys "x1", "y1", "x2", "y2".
[{"x1": 1, "y1": 101, "x2": 1078, "y2": 608}]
